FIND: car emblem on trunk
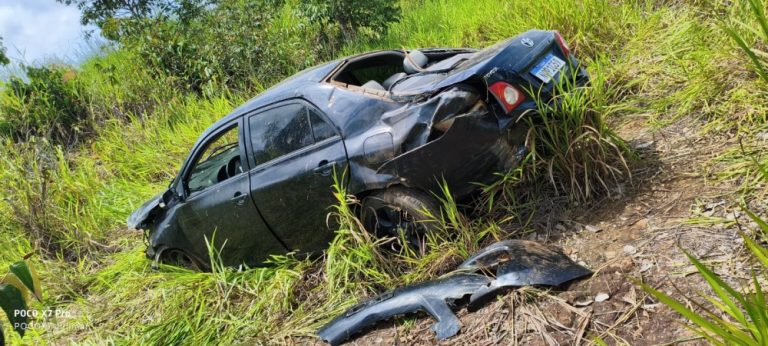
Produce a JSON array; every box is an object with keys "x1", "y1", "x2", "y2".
[{"x1": 521, "y1": 38, "x2": 534, "y2": 47}]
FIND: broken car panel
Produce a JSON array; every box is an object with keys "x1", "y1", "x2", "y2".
[
  {"x1": 317, "y1": 240, "x2": 592, "y2": 345},
  {"x1": 461, "y1": 240, "x2": 594, "y2": 305},
  {"x1": 318, "y1": 273, "x2": 491, "y2": 346},
  {"x1": 128, "y1": 29, "x2": 588, "y2": 267}
]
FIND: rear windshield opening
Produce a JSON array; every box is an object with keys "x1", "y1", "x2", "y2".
[
  {"x1": 327, "y1": 50, "x2": 477, "y2": 95},
  {"x1": 328, "y1": 52, "x2": 405, "y2": 93}
]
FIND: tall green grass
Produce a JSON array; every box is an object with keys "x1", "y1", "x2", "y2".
[
  {"x1": 526, "y1": 62, "x2": 632, "y2": 201},
  {"x1": 722, "y1": 0, "x2": 768, "y2": 84},
  {"x1": 1, "y1": 0, "x2": 768, "y2": 343}
]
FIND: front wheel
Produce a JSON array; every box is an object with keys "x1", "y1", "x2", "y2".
[
  {"x1": 361, "y1": 186, "x2": 442, "y2": 254},
  {"x1": 159, "y1": 248, "x2": 206, "y2": 271}
]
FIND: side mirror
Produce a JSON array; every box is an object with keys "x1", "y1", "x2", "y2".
[{"x1": 162, "y1": 186, "x2": 182, "y2": 205}]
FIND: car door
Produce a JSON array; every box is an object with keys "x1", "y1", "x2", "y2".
[
  {"x1": 246, "y1": 100, "x2": 348, "y2": 253},
  {"x1": 176, "y1": 119, "x2": 286, "y2": 266}
]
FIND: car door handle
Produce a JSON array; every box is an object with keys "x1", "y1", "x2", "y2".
[
  {"x1": 231, "y1": 192, "x2": 246, "y2": 206},
  {"x1": 313, "y1": 160, "x2": 337, "y2": 176}
]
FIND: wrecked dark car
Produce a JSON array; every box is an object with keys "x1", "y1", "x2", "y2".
[{"x1": 127, "y1": 29, "x2": 589, "y2": 267}]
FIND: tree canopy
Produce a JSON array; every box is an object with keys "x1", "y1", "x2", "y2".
[
  {"x1": 0, "y1": 36, "x2": 9, "y2": 65},
  {"x1": 56, "y1": 0, "x2": 217, "y2": 40}
]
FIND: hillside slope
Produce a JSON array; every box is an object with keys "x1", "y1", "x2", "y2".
[{"x1": 1, "y1": 0, "x2": 767, "y2": 344}]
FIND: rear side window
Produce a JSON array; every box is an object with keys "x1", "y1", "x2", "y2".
[
  {"x1": 309, "y1": 109, "x2": 336, "y2": 142},
  {"x1": 249, "y1": 103, "x2": 314, "y2": 165}
]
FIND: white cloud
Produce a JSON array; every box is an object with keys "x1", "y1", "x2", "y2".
[{"x1": 0, "y1": 0, "x2": 102, "y2": 65}]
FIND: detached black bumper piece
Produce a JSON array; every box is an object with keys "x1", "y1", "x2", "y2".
[
  {"x1": 318, "y1": 273, "x2": 490, "y2": 345},
  {"x1": 460, "y1": 240, "x2": 594, "y2": 306},
  {"x1": 317, "y1": 239, "x2": 592, "y2": 345}
]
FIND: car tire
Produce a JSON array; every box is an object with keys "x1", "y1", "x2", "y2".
[
  {"x1": 361, "y1": 186, "x2": 442, "y2": 254},
  {"x1": 160, "y1": 248, "x2": 205, "y2": 271}
]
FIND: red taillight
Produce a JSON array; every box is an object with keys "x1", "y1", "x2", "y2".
[
  {"x1": 488, "y1": 81, "x2": 524, "y2": 113},
  {"x1": 554, "y1": 31, "x2": 571, "y2": 56}
]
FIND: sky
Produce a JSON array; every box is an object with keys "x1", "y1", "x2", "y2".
[{"x1": 0, "y1": 0, "x2": 103, "y2": 67}]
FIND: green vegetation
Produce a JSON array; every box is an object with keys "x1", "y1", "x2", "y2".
[
  {"x1": 0, "y1": 36, "x2": 8, "y2": 66},
  {"x1": 722, "y1": 0, "x2": 768, "y2": 84},
  {"x1": 640, "y1": 209, "x2": 768, "y2": 345},
  {"x1": 0, "y1": 0, "x2": 766, "y2": 344},
  {"x1": 0, "y1": 257, "x2": 43, "y2": 341}
]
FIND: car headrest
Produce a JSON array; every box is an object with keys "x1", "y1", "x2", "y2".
[
  {"x1": 361, "y1": 80, "x2": 386, "y2": 91},
  {"x1": 382, "y1": 72, "x2": 407, "y2": 90},
  {"x1": 403, "y1": 50, "x2": 428, "y2": 74}
]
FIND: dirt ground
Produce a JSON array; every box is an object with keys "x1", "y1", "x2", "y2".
[{"x1": 318, "y1": 115, "x2": 763, "y2": 345}]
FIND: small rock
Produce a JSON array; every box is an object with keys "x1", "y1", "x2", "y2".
[
  {"x1": 595, "y1": 293, "x2": 610, "y2": 302},
  {"x1": 548, "y1": 306, "x2": 575, "y2": 327},
  {"x1": 623, "y1": 245, "x2": 637, "y2": 255},
  {"x1": 602, "y1": 257, "x2": 634, "y2": 274},
  {"x1": 573, "y1": 297, "x2": 594, "y2": 307},
  {"x1": 584, "y1": 224, "x2": 601, "y2": 233},
  {"x1": 555, "y1": 223, "x2": 566, "y2": 232},
  {"x1": 640, "y1": 261, "x2": 653, "y2": 272},
  {"x1": 634, "y1": 141, "x2": 654, "y2": 149},
  {"x1": 604, "y1": 250, "x2": 617, "y2": 259},
  {"x1": 634, "y1": 218, "x2": 648, "y2": 229}
]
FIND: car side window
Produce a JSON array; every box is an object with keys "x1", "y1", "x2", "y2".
[
  {"x1": 309, "y1": 108, "x2": 336, "y2": 142},
  {"x1": 186, "y1": 125, "x2": 242, "y2": 194},
  {"x1": 249, "y1": 103, "x2": 314, "y2": 165}
]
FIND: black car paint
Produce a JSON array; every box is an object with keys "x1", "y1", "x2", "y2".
[
  {"x1": 318, "y1": 273, "x2": 492, "y2": 345},
  {"x1": 458, "y1": 239, "x2": 594, "y2": 305},
  {"x1": 128, "y1": 29, "x2": 588, "y2": 267},
  {"x1": 317, "y1": 240, "x2": 592, "y2": 345}
]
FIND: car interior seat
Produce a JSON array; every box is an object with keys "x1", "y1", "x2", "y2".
[
  {"x1": 362, "y1": 80, "x2": 386, "y2": 91},
  {"x1": 403, "y1": 50, "x2": 428, "y2": 73},
  {"x1": 362, "y1": 50, "x2": 429, "y2": 91}
]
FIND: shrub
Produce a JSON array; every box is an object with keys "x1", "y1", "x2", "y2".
[
  {"x1": 120, "y1": 0, "x2": 325, "y2": 94},
  {"x1": 0, "y1": 66, "x2": 89, "y2": 145},
  {"x1": 299, "y1": 0, "x2": 401, "y2": 50}
]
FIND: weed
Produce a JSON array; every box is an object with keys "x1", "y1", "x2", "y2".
[{"x1": 639, "y1": 212, "x2": 768, "y2": 344}]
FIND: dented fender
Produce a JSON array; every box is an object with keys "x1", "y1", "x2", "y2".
[
  {"x1": 126, "y1": 192, "x2": 164, "y2": 230},
  {"x1": 377, "y1": 111, "x2": 520, "y2": 196}
]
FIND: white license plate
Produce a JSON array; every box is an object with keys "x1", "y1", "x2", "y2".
[{"x1": 531, "y1": 54, "x2": 566, "y2": 83}]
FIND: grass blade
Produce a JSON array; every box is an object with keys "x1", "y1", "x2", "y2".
[
  {"x1": 722, "y1": 24, "x2": 768, "y2": 83},
  {"x1": 638, "y1": 281, "x2": 749, "y2": 344}
]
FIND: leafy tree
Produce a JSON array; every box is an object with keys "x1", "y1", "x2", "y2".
[
  {"x1": 56, "y1": 0, "x2": 216, "y2": 40},
  {"x1": 0, "y1": 36, "x2": 9, "y2": 65},
  {"x1": 300, "y1": 0, "x2": 401, "y2": 41}
]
